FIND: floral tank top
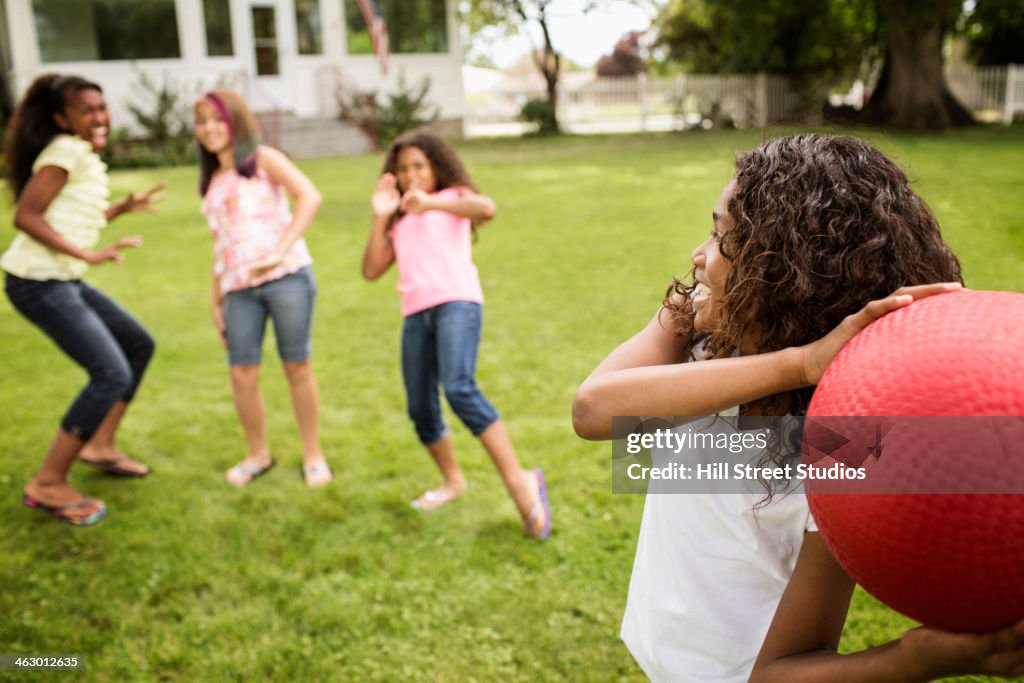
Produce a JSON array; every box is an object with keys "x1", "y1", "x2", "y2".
[{"x1": 202, "y1": 166, "x2": 312, "y2": 295}]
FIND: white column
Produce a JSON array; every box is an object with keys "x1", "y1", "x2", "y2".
[
  {"x1": 1004, "y1": 64, "x2": 1018, "y2": 126},
  {"x1": 6, "y1": 0, "x2": 41, "y2": 97},
  {"x1": 638, "y1": 72, "x2": 648, "y2": 132}
]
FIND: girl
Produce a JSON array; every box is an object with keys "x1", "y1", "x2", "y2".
[
  {"x1": 3, "y1": 74, "x2": 165, "y2": 525},
  {"x1": 362, "y1": 131, "x2": 550, "y2": 540},
  {"x1": 194, "y1": 89, "x2": 331, "y2": 488},
  {"x1": 573, "y1": 135, "x2": 1024, "y2": 680}
]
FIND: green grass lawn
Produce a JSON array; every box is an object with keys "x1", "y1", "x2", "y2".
[{"x1": 1, "y1": 126, "x2": 1022, "y2": 681}]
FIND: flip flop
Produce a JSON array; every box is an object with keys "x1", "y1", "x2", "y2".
[
  {"x1": 523, "y1": 468, "x2": 551, "y2": 541},
  {"x1": 302, "y1": 460, "x2": 333, "y2": 488},
  {"x1": 23, "y1": 493, "x2": 106, "y2": 526},
  {"x1": 225, "y1": 459, "x2": 276, "y2": 486},
  {"x1": 77, "y1": 455, "x2": 149, "y2": 478},
  {"x1": 411, "y1": 488, "x2": 459, "y2": 511}
]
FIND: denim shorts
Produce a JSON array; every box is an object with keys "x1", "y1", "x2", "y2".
[
  {"x1": 401, "y1": 300, "x2": 500, "y2": 445},
  {"x1": 223, "y1": 266, "x2": 316, "y2": 366}
]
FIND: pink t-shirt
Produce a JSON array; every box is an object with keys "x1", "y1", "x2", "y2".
[
  {"x1": 202, "y1": 167, "x2": 313, "y2": 295},
  {"x1": 391, "y1": 187, "x2": 484, "y2": 317}
]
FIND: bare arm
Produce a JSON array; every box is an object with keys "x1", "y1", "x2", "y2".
[
  {"x1": 247, "y1": 146, "x2": 322, "y2": 282},
  {"x1": 105, "y1": 180, "x2": 168, "y2": 221},
  {"x1": 15, "y1": 165, "x2": 141, "y2": 264},
  {"x1": 573, "y1": 284, "x2": 964, "y2": 441},
  {"x1": 400, "y1": 186, "x2": 497, "y2": 224},
  {"x1": 362, "y1": 173, "x2": 399, "y2": 280},
  {"x1": 750, "y1": 533, "x2": 1024, "y2": 682},
  {"x1": 572, "y1": 297, "x2": 806, "y2": 440},
  {"x1": 210, "y1": 264, "x2": 226, "y2": 348}
]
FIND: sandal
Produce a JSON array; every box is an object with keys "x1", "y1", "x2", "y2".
[
  {"x1": 522, "y1": 468, "x2": 551, "y2": 541},
  {"x1": 302, "y1": 460, "x2": 333, "y2": 488},
  {"x1": 411, "y1": 487, "x2": 460, "y2": 511},
  {"x1": 78, "y1": 454, "x2": 149, "y2": 477},
  {"x1": 23, "y1": 493, "x2": 106, "y2": 526},
  {"x1": 225, "y1": 459, "x2": 276, "y2": 486}
]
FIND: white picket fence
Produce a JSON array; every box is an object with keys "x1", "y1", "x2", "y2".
[
  {"x1": 466, "y1": 73, "x2": 808, "y2": 136},
  {"x1": 945, "y1": 63, "x2": 1024, "y2": 124},
  {"x1": 465, "y1": 65, "x2": 1024, "y2": 136}
]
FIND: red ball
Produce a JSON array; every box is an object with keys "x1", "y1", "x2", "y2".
[{"x1": 805, "y1": 290, "x2": 1024, "y2": 633}]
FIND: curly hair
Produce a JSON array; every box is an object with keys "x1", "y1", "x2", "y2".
[
  {"x1": 664, "y1": 134, "x2": 962, "y2": 417},
  {"x1": 4, "y1": 74, "x2": 103, "y2": 199},
  {"x1": 380, "y1": 130, "x2": 480, "y2": 229}
]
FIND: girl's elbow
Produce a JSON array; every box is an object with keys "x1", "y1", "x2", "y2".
[
  {"x1": 572, "y1": 387, "x2": 606, "y2": 440},
  {"x1": 481, "y1": 203, "x2": 497, "y2": 222},
  {"x1": 304, "y1": 190, "x2": 322, "y2": 212},
  {"x1": 362, "y1": 261, "x2": 385, "y2": 281},
  {"x1": 13, "y1": 209, "x2": 32, "y2": 232}
]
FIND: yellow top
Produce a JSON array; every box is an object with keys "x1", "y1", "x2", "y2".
[{"x1": 1, "y1": 134, "x2": 110, "y2": 280}]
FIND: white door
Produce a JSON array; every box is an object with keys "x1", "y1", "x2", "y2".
[{"x1": 244, "y1": 0, "x2": 291, "y2": 110}]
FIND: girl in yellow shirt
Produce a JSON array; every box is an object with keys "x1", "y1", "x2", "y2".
[{"x1": 2, "y1": 73, "x2": 165, "y2": 525}]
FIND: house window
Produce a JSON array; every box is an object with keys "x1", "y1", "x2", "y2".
[
  {"x1": 295, "y1": 0, "x2": 323, "y2": 55},
  {"x1": 204, "y1": 0, "x2": 234, "y2": 57},
  {"x1": 251, "y1": 6, "x2": 279, "y2": 75},
  {"x1": 33, "y1": 0, "x2": 181, "y2": 62},
  {"x1": 345, "y1": 0, "x2": 447, "y2": 55}
]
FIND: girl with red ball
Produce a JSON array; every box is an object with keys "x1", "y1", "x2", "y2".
[{"x1": 574, "y1": 134, "x2": 1024, "y2": 681}]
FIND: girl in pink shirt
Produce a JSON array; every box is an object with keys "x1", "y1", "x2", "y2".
[
  {"x1": 195, "y1": 89, "x2": 332, "y2": 489},
  {"x1": 362, "y1": 131, "x2": 550, "y2": 540}
]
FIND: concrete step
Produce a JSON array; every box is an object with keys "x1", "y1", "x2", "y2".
[{"x1": 256, "y1": 115, "x2": 375, "y2": 159}]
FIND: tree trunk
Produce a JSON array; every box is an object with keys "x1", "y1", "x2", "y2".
[
  {"x1": 534, "y1": 14, "x2": 561, "y2": 133},
  {"x1": 861, "y1": 20, "x2": 973, "y2": 129}
]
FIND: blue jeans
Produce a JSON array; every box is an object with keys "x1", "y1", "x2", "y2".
[
  {"x1": 4, "y1": 273, "x2": 155, "y2": 441},
  {"x1": 401, "y1": 301, "x2": 499, "y2": 445},
  {"x1": 222, "y1": 267, "x2": 317, "y2": 366}
]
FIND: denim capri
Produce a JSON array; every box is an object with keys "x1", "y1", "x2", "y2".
[
  {"x1": 401, "y1": 300, "x2": 500, "y2": 445},
  {"x1": 223, "y1": 266, "x2": 317, "y2": 366},
  {"x1": 4, "y1": 273, "x2": 155, "y2": 441}
]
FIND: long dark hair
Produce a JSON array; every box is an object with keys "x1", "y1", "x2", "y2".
[
  {"x1": 663, "y1": 134, "x2": 962, "y2": 418},
  {"x1": 4, "y1": 74, "x2": 103, "y2": 198},
  {"x1": 194, "y1": 89, "x2": 261, "y2": 196},
  {"x1": 380, "y1": 130, "x2": 480, "y2": 229}
]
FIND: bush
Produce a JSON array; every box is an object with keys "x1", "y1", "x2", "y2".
[
  {"x1": 338, "y1": 72, "x2": 439, "y2": 148},
  {"x1": 520, "y1": 98, "x2": 559, "y2": 135},
  {"x1": 372, "y1": 74, "x2": 440, "y2": 147},
  {"x1": 107, "y1": 71, "x2": 196, "y2": 168}
]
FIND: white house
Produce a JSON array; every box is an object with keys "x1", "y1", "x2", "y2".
[{"x1": 0, "y1": 0, "x2": 467, "y2": 147}]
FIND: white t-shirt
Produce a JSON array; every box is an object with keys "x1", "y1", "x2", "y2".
[{"x1": 621, "y1": 411, "x2": 816, "y2": 682}]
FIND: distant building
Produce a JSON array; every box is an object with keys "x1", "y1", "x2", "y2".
[{"x1": 0, "y1": 0, "x2": 467, "y2": 141}]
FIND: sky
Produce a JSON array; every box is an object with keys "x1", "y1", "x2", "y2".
[{"x1": 466, "y1": 1, "x2": 658, "y2": 69}]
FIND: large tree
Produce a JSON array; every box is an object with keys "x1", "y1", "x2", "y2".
[
  {"x1": 963, "y1": 0, "x2": 1024, "y2": 66},
  {"x1": 860, "y1": 0, "x2": 972, "y2": 128},
  {"x1": 655, "y1": 0, "x2": 976, "y2": 129},
  {"x1": 655, "y1": 0, "x2": 869, "y2": 81}
]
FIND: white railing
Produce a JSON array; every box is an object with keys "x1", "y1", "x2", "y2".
[
  {"x1": 466, "y1": 73, "x2": 811, "y2": 136},
  {"x1": 467, "y1": 66, "x2": 1024, "y2": 136},
  {"x1": 1004, "y1": 64, "x2": 1024, "y2": 125}
]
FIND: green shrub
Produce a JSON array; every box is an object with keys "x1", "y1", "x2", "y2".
[
  {"x1": 108, "y1": 71, "x2": 196, "y2": 168},
  {"x1": 520, "y1": 98, "x2": 559, "y2": 135},
  {"x1": 336, "y1": 72, "x2": 439, "y2": 148},
  {"x1": 372, "y1": 74, "x2": 440, "y2": 147}
]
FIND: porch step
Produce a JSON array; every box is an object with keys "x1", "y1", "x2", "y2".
[{"x1": 257, "y1": 115, "x2": 375, "y2": 159}]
